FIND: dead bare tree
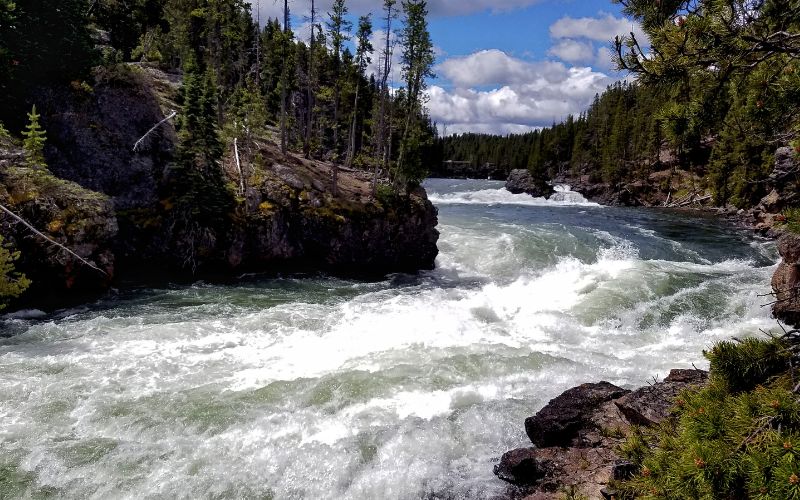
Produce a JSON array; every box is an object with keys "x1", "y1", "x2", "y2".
[
  {"x1": 133, "y1": 111, "x2": 177, "y2": 152},
  {"x1": 0, "y1": 203, "x2": 108, "y2": 276},
  {"x1": 280, "y1": 0, "x2": 290, "y2": 156}
]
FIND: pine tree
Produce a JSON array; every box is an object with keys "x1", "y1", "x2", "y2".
[
  {"x1": 0, "y1": 235, "x2": 30, "y2": 310},
  {"x1": 345, "y1": 15, "x2": 373, "y2": 170},
  {"x1": 372, "y1": 0, "x2": 398, "y2": 196},
  {"x1": 326, "y1": 0, "x2": 352, "y2": 196},
  {"x1": 304, "y1": 0, "x2": 318, "y2": 159},
  {"x1": 280, "y1": 0, "x2": 290, "y2": 155},
  {"x1": 22, "y1": 105, "x2": 46, "y2": 169},
  {"x1": 2, "y1": 0, "x2": 96, "y2": 123},
  {"x1": 396, "y1": 0, "x2": 434, "y2": 189},
  {"x1": 617, "y1": 335, "x2": 800, "y2": 499},
  {"x1": 0, "y1": 0, "x2": 15, "y2": 89},
  {"x1": 170, "y1": 65, "x2": 234, "y2": 271}
]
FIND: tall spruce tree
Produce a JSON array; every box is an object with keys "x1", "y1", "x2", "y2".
[
  {"x1": 397, "y1": 0, "x2": 435, "y2": 188},
  {"x1": 171, "y1": 64, "x2": 234, "y2": 270},
  {"x1": 345, "y1": 15, "x2": 373, "y2": 170},
  {"x1": 280, "y1": 0, "x2": 290, "y2": 155},
  {"x1": 326, "y1": 0, "x2": 352, "y2": 196},
  {"x1": 372, "y1": 0, "x2": 398, "y2": 196},
  {"x1": 22, "y1": 105, "x2": 46, "y2": 169}
]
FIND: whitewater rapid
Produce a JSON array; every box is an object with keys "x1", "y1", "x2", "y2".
[{"x1": 0, "y1": 179, "x2": 780, "y2": 499}]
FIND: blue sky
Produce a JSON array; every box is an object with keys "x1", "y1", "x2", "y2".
[
  {"x1": 250, "y1": 0, "x2": 644, "y2": 134},
  {"x1": 429, "y1": 0, "x2": 626, "y2": 63}
]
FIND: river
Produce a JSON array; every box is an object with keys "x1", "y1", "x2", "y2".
[{"x1": 0, "y1": 179, "x2": 780, "y2": 499}]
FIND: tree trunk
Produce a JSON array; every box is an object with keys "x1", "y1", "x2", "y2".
[
  {"x1": 345, "y1": 83, "x2": 360, "y2": 169},
  {"x1": 372, "y1": 3, "x2": 395, "y2": 197},
  {"x1": 305, "y1": 0, "x2": 315, "y2": 159},
  {"x1": 280, "y1": 0, "x2": 289, "y2": 156}
]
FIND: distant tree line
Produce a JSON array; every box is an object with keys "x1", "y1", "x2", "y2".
[
  {"x1": 439, "y1": 0, "x2": 800, "y2": 208},
  {"x1": 438, "y1": 82, "x2": 664, "y2": 185}
]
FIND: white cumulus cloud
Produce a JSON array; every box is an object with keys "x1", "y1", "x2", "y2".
[
  {"x1": 428, "y1": 51, "x2": 613, "y2": 134},
  {"x1": 549, "y1": 13, "x2": 647, "y2": 43},
  {"x1": 548, "y1": 39, "x2": 595, "y2": 64}
]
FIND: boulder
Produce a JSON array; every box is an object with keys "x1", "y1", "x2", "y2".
[
  {"x1": 614, "y1": 369, "x2": 708, "y2": 427},
  {"x1": 765, "y1": 147, "x2": 800, "y2": 209},
  {"x1": 772, "y1": 233, "x2": 800, "y2": 326},
  {"x1": 758, "y1": 189, "x2": 782, "y2": 213},
  {"x1": 493, "y1": 448, "x2": 555, "y2": 487},
  {"x1": 505, "y1": 169, "x2": 553, "y2": 198},
  {"x1": 525, "y1": 382, "x2": 630, "y2": 448}
]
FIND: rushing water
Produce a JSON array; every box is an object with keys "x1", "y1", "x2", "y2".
[{"x1": 0, "y1": 179, "x2": 781, "y2": 499}]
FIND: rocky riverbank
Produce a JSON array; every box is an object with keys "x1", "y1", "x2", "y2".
[
  {"x1": 0, "y1": 65, "x2": 439, "y2": 311},
  {"x1": 497, "y1": 151, "x2": 800, "y2": 497},
  {"x1": 492, "y1": 370, "x2": 709, "y2": 499},
  {"x1": 504, "y1": 147, "x2": 800, "y2": 239}
]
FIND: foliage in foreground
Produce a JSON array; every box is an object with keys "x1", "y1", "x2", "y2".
[
  {"x1": 0, "y1": 236, "x2": 30, "y2": 310},
  {"x1": 617, "y1": 335, "x2": 800, "y2": 499}
]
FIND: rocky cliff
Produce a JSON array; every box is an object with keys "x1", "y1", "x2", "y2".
[
  {"x1": 0, "y1": 140, "x2": 117, "y2": 309},
  {"x1": 0, "y1": 64, "x2": 439, "y2": 310}
]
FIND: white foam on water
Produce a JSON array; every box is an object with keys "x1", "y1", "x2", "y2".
[{"x1": 428, "y1": 187, "x2": 600, "y2": 207}]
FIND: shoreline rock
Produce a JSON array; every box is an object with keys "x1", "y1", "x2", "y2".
[
  {"x1": 506, "y1": 169, "x2": 554, "y2": 198},
  {"x1": 524, "y1": 382, "x2": 630, "y2": 448},
  {"x1": 494, "y1": 369, "x2": 709, "y2": 499},
  {"x1": 772, "y1": 233, "x2": 800, "y2": 327}
]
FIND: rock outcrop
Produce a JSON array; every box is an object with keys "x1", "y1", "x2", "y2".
[
  {"x1": 772, "y1": 233, "x2": 800, "y2": 327},
  {"x1": 494, "y1": 369, "x2": 708, "y2": 499},
  {"x1": 0, "y1": 65, "x2": 439, "y2": 310},
  {"x1": 614, "y1": 369, "x2": 708, "y2": 427},
  {"x1": 563, "y1": 170, "x2": 707, "y2": 208},
  {"x1": 764, "y1": 147, "x2": 800, "y2": 211},
  {"x1": 505, "y1": 169, "x2": 553, "y2": 198},
  {"x1": 524, "y1": 382, "x2": 630, "y2": 448},
  {"x1": 0, "y1": 143, "x2": 117, "y2": 308}
]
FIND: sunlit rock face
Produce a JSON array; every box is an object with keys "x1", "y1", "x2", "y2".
[{"x1": 772, "y1": 233, "x2": 800, "y2": 327}]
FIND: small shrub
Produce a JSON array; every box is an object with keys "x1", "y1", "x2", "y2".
[
  {"x1": 375, "y1": 184, "x2": 398, "y2": 206},
  {"x1": 22, "y1": 105, "x2": 47, "y2": 169},
  {"x1": 779, "y1": 207, "x2": 800, "y2": 234}
]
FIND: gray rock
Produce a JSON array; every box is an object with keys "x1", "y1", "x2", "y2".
[
  {"x1": 493, "y1": 448, "x2": 555, "y2": 486},
  {"x1": 614, "y1": 369, "x2": 708, "y2": 427},
  {"x1": 612, "y1": 460, "x2": 637, "y2": 481},
  {"x1": 774, "y1": 147, "x2": 798, "y2": 178},
  {"x1": 759, "y1": 189, "x2": 782, "y2": 213},
  {"x1": 772, "y1": 233, "x2": 800, "y2": 327},
  {"x1": 505, "y1": 169, "x2": 553, "y2": 198},
  {"x1": 525, "y1": 382, "x2": 630, "y2": 448},
  {"x1": 273, "y1": 165, "x2": 307, "y2": 190}
]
